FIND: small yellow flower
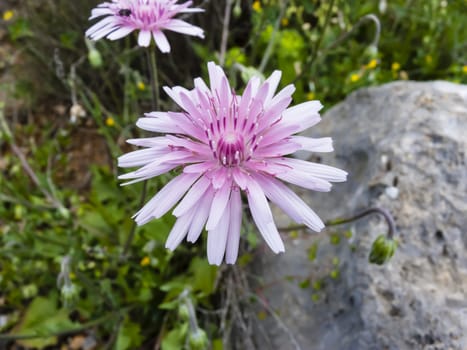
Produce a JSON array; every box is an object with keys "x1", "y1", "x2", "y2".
[
  {"x1": 425, "y1": 55, "x2": 433, "y2": 64},
  {"x1": 306, "y1": 92, "x2": 315, "y2": 100},
  {"x1": 105, "y1": 116, "x2": 115, "y2": 127},
  {"x1": 252, "y1": 1, "x2": 262, "y2": 12},
  {"x1": 366, "y1": 59, "x2": 378, "y2": 70},
  {"x1": 2, "y1": 10, "x2": 14, "y2": 21},
  {"x1": 391, "y1": 62, "x2": 401, "y2": 71},
  {"x1": 350, "y1": 73, "x2": 361, "y2": 83},
  {"x1": 69, "y1": 272, "x2": 76, "y2": 280},
  {"x1": 140, "y1": 256, "x2": 151, "y2": 267},
  {"x1": 462, "y1": 65, "x2": 467, "y2": 74},
  {"x1": 137, "y1": 81, "x2": 146, "y2": 91},
  {"x1": 281, "y1": 18, "x2": 289, "y2": 27}
]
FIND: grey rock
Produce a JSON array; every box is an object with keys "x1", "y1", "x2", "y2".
[{"x1": 248, "y1": 81, "x2": 467, "y2": 350}]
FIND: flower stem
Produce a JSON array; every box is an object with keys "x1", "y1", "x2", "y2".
[
  {"x1": 120, "y1": 49, "x2": 159, "y2": 260},
  {"x1": 280, "y1": 206, "x2": 397, "y2": 240},
  {"x1": 147, "y1": 48, "x2": 160, "y2": 110}
]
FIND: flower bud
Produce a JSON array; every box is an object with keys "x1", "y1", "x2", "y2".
[
  {"x1": 88, "y1": 49, "x2": 103, "y2": 68},
  {"x1": 189, "y1": 329, "x2": 208, "y2": 350},
  {"x1": 233, "y1": 3, "x2": 242, "y2": 18},
  {"x1": 178, "y1": 304, "x2": 190, "y2": 321},
  {"x1": 365, "y1": 45, "x2": 378, "y2": 58},
  {"x1": 369, "y1": 235, "x2": 397, "y2": 265},
  {"x1": 61, "y1": 283, "x2": 78, "y2": 307}
]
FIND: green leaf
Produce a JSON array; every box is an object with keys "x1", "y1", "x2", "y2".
[
  {"x1": 161, "y1": 323, "x2": 188, "y2": 350},
  {"x1": 189, "y1": 257, "x2": 218, "y2": 296},
  {"x1": 12, "y1": 296, "x2": 77, "y2": 349},
  {"x1": 116, "y1": 317, "x2": 143, "y2": 350}
]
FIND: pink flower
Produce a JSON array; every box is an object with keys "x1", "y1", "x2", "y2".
[
  {"x1": 119, "y1": 62, "x2": 347, "y2": 265},
  {"x1": 86, "y1": 0, "x2": 204, "y2": 52}
]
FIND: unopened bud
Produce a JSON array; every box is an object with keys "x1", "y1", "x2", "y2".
[
  {"x1": 189, "y1": 329, "x2": 208, "y2": 350},
  {"x1": 365, "y1": 45, "x2": 378, "y2": 58},
  {"x1": 369, "y1": 234, "x2": 397, "y2": 265},
  {"x1": 88, "y1": 49, "x2": 103, "y2": 68},
  {"x1": 61, "y1": 283, "x2": 78, "y2": 307},
  {"x1": 233, "y1": 3, "x2": 242, "y2": 18},
  {"x1": 178, "y1": 304, "x2": 190, "y2": 321}
]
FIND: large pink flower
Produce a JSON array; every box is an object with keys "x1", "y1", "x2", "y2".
[
  {"x1": 119, "y1": 62, "x2": 347, "y2": 265},
  {"x1": 86, "y1": 0, "x2": 204, "y2": 52}
]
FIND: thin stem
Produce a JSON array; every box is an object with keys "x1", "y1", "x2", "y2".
[
  {"x1": 258, "y1": 0, "x2": 289, "y2": 73},
  {"x1": 121, "y1": 48, "x2": 159, "y2": 259},
  {"x1": 147, "y1": 49, "x2": 160, "y2": 111},
  {"x1": 0, "y1": 106, "x2": 65, "y2": 211},
  {"x1": 327, "y1": 14, "x2": 381, "y2": 51},
  {"x1": 279, "y1": 207, "x2": 397, "y2": 240},
  {"x1": 219, "y1": 0, "x2": 234, "y2": 66},
  {"x1": 307, "y1": 0, "x2": 336, "y2": 70}
]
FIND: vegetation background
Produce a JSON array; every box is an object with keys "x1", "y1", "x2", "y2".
[{"x1": 0, "y1": 0, "x2": 466, "y2": 349}]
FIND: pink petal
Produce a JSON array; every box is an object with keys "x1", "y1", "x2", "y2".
[
  {"x1": 187, "y1": 189, "x2": 213, "y2": 243},
  {"x1": 205, "y1": 182, "x2": 232, "y2": 230},
  {"x1": 153, "y1": 30, "x2": 170, "y2": 53},
  {"x1": 207, "y1": 203, "x2": 230, "y2": 265},
  {"x1": 173, "y1": 176, "x2": 211, "y2": 217},
  {"x1": 138, "y1": 30, "x2": 152, "y2": 47},
  {"x1": 264, "y1": 70, "x2": 282, "y2": 104},
  {"x1": 165, "y1": 209, "x2": 196, "y2": 251},
  {"x1": 255, "y1": 174, "x2": 324, "y2": 232},
  {"x1": 277, "y1": 158, "x2": 348, "y2": 182},
  {"x1": 291, "y1": 136, "x2": 334, "y2": 153},
  {"x1": 225, "y1": 189, "x2": 242, "y2": 264},
  {"x1": 164, "y1": 19, "x2": 204, "y2": 38},
  {"x1": 279, "y1": 101, "x2": 323, "y2": 133},
  {"x1": 246, "y1": 179, "x2": 284, "y2": 253},
  {"x1": 134, "y1": 173, "x2": 199, "y2": 225},
  {"x1": 107, "y1": 26, "x2": 135, "y2": 40}
]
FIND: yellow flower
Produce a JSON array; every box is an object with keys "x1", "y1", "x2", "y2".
[
  {"x1": 281, "y1": 18, "x2": 289, "y2": 27},
  {"x1": 306, "y1": 92, "x2": 315, "y2": 100},
  {"x1": 2, "y1": 10, "x2": 14, "y2": 21},
  {"x1": 252, "y1": 1, "x2": 262, "y2": 12},
  {"x1": 350, "y1": 73, "x2": 361, "y2": 83},
  {"x1": 140, "y1": 256, "x2": 151, "y2": 267},
  {"x1": 425, "y1": 55, "x2": 433, "y2": 64},
  {"x1": 105, "y1": 116, "x2": 115, "y2": 127},
  {"x1": 366, "y1": 59, "x2": 378, "y2": 69},
  {"x1": 137, "y1": 81, "x2": 146, "y2": 91},
  {"x1": 462, "y1": 65, "x2": 467, "y2": 74},
  {"x1": 391, "y1": 62, "x2": 401, "y2": 71}
]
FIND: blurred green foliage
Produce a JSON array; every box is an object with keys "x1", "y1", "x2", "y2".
[{"x1": 1, "y1": 0, "x2": 466, "y2": 348}]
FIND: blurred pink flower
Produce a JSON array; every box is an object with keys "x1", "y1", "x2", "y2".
[
  {"x1": 86, "y1": 0, "x2": 204, "y2": 52},
  {"x1": 119, "y1": 62, "x2": 347, "y2": 265}
]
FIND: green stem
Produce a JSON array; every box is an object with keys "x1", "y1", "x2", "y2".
[
  {"x1": 293, "y1": 0, "x2": 336, "y2": 83},
  {"x1": 120, "y1": 48, "x2": 159, "y2": 259},
  {"x1": 280, "y1": 207, "x2": 397, "y2": 240},
  {"x1": 147, "y1": 49, "x2": 160, "y2": 111}
]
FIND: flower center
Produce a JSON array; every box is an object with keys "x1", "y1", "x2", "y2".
[{"x1": 216, "y1": 132, "x2": 245, "y2": 167}]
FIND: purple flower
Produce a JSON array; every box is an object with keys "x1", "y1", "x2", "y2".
[
  {"x1": 119, "y1": 62, "x2": 347, "y2": 265},
  {"x1": 86, "y1": 0, "x2": 204, "y2": 52}
]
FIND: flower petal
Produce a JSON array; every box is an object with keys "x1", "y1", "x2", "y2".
[
  {"x1": 153, "y1": 30, "x2": 170, "y2": 53},
  {"x1": 207, "y1": 203, "x2": 230, "y2": 265},
  {"x1": 225, "y1": 189, "x2": 242, "y2": 264},
  {"x1": 134, "y1": 173, "x2": 200, "y2": 225},
  {"x1": 246, "y1": 179, "x2": 284, "y2": 253},
  {"x1": 138, "y1": 30, "x2": 152, "y2": 47}
]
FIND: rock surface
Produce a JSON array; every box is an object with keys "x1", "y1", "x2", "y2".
[{"x1": 249, "y1": 81, "x2": 467, "y2": 350}]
